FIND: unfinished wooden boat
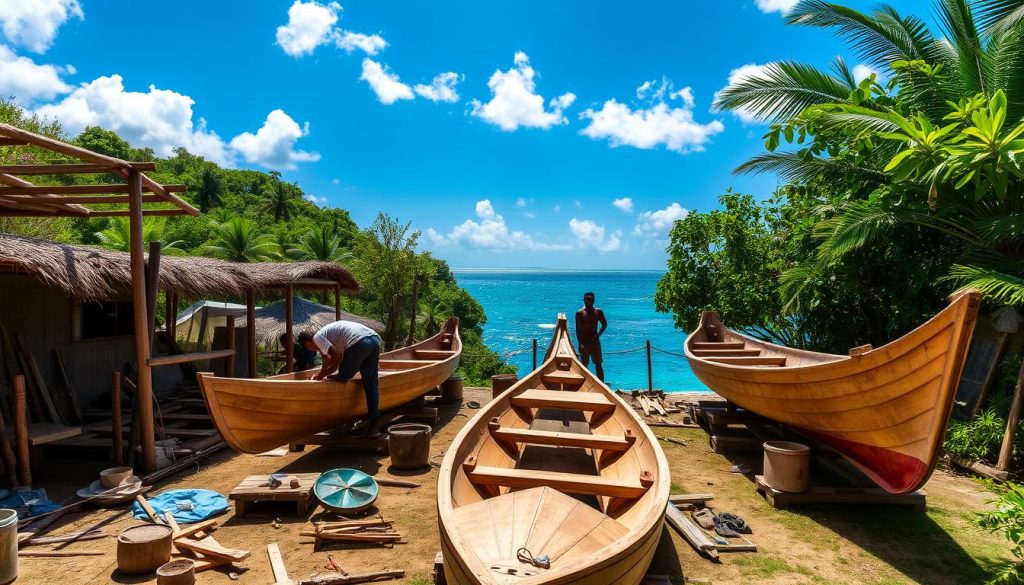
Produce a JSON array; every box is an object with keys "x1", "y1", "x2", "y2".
[
  {"x1": 438, "y1": 314, "x2": 670, "y2": 585},
  {"x1": 685, "y1": 291, "x2": 981, "y2": 494},
  {"x1": 198, "y1": 318, "x2": 461, "y2": 454}
]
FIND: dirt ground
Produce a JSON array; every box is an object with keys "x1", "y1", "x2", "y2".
[{"x1": 16, "y1": 388, "x2": 1015, "y2": 585}]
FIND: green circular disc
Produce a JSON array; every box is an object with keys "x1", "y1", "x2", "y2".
[{"x1": 314, "y1": 468, "x2": 379, "y2": 513}]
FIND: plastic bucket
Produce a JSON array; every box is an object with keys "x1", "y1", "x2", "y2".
[
  {"x1": 763, "y1": 441, "x2": 810, "y2": 493},
  {"x1": 0, "y1": 509, "x2": 17, "y2": 585},
  {"x1": 388, "y1": 423, "x2": 433, "y2": 470}
]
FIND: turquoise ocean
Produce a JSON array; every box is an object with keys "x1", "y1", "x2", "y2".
[{"x1": 453, "y1": 269, "x2": 709, "y2": 393}]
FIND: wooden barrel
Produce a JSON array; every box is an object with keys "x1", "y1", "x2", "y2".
[
  {"x1": 763, "y1": 441, "x2": 810, "y2": 493},
  {"x1": 441, "y1": 376, "x2": 464, "y2": 403},
  {"x1": 491, "y1": 374, "x2": 517, "y2": 400},
  {"x1": 156, "y1": 559, "x2": 195, "y2": 585},
  {"x1": 388, "y1": 423, "x2": 432, "y2": 470},
  {"x1": 117, "y1": 524, "x2": 172, "y2": 574}
]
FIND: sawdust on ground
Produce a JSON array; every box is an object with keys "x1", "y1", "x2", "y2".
[{"x1": 16, "y1": 388, "x2": 1013, "y2": 585}]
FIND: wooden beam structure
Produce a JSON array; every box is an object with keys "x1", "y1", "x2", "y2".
[
  {"x1": 247, "y1": 289, "x2": 258, "y2": 378},
  {"x1": 126, "y1": 169, "x2": 156, "y2": 472},
  {"x1": 285, "y1": 284, "x2": 294, "y2": 374},
  {"x1": 0, "y1": 162, "x2": 157, "y2": 174}
]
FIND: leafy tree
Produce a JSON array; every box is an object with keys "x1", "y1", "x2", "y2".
[
  {"x1": 353, "y1": 214, "x2": 421, "y2": 349},
  {"x1": 203, "y1": 218, "x2": 277, "y2": 262},
  {"x1": 187, "y1": 165, "x2": 225, "y2": 213},
  {"x1": 75, "y1": 126, "x2": 138, "y2": 160}
]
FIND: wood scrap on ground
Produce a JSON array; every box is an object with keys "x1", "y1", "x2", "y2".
[
  {"x1": 297, "y1": 570, "x2": 405, "y2": 585},
  {"x1": 304, "y1": 517, "x2": 404, "y2": 545}
]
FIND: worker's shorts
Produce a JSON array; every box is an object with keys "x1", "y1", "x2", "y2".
[{"x1": 579, "y1": 343, "x2": 603, "y2": 365}]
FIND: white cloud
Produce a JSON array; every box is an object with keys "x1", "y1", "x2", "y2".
[
  {"x1": 336, "y1": 31, "x2": 387, "y2": 55},
  {"x1": 230, "y1": 109, "x2": 320, "y2": 171},
  {"x1": 552, "y1": 204, "x2": 561, "y2": 212},
  {"x1": 414, "y1": 72, "x2": 461, "y2": 103},
  {"x1": 523, "y1": 211, "x2": 536, "y2": 219},
  {"x1": 853, "y1": 63, "x2": 882, "y2": 83},
  {"x1": 428, "y1": 200, "x2": 571, "y2": 251},
  {"x1": 755, "y1": 0, "x2": 799, "y2": 15},
  {"x1": 0, "y1": 44, "x2": 71, "y2": 103},
  {"x1": 581, "y1": 78, "x2": 724, "y2": 153},
  {"x1": 359, "y1": 58, "x2": 414, "y2": 104},
  {"x1": 516, "y1": 197, "x2": 528, "y2": 208},
  {"x1": 612, "y1": 197, "x2": 633, "y2": 213},
  {"x1": 305, "y1": 193, "x2": 329, "y2": 206},
  {"x1": 35, "y1": 74, "x2": 234, "y2": 164},
  {"x1": 717, "y1": 63, "x2": 773, "y2": 124},
  {"x1": 276, "y1": 0, "x2": 341, "y2": 58},
  {"x1": 569, "y1": 218, "x2": 622, "y2": 252},
  {"x1": 0, "y1": 0, "x2": 82, "y2": 54},
  {"x1": 634, "y1": 202, "x2": 688, "y2": 237},
  {"x1": 471, "y1": 52, "x2": 575, "y2": 131},
  {"x1": 331, "y1": 178, "x2": 340, "y2": 185}
]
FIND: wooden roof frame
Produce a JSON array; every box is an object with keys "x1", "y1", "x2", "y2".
[{"x1": 0, "y1": 123, "x2": 199, "y2": 218}]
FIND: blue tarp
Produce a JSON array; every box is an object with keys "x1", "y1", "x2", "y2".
[{"x1": 131, "y1": 489, "x2": 229, "y2": 524}]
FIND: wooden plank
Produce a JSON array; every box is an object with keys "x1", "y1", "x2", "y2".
[
  {"x1": 148, "y1": 349, "x2": 234, "y2": 367},
  {"x1": 664, "y1": 502, "x2": 719, "y2": 561},
  {"x1": 511, "y1": 389, "x2": 614, "y2": 413},
  {"x1": 175, "y1": 537, "x2": 250, "y2": 562},
  {"x1": 171, "y1": 518, "x2": 218, "y2": 541},
  {"x1": 267, "y1": 542, "x2": 293, "y2": 585},
  {"x1": 467, "y1": 465, "x2": 648, "y2": 499},
  {"x1": 0, "y1": 163, "x2": 156, "y2": 174},
  {"x1": 705, "y1": 356, "x2": 787, "y2": 366},
  {"x1": 3, "y1": 423, "x2": 81, "y2": 447},
  {"x1": 490, "y1": 425, "x2": 632, "y2": 451},
  {"x1": 12, "y1": 376, "x2": 29, "y2": 487},
  {"x1": 16, "y1": 334, "x2": 61, "y2": 424},
  {"x1": 541, "y1": 371, "x2": 585, "y2": 385},
  {"x1": 52, "y1": 350, "x2": 82, "y2": 424},
  {"x1": 379, "y1": 359, "x2": 440, "y2": 368},
  {"x1": 669, "y1": 494, "x2": 714, "y2": 505},
  {"x1": 692, "y1": 342, "x2": 744, "y2": 350},
  {"x1": 691, "y1": 349, "x2": 761, "y2": 357},
  {"x1": 134, "y1": 494, "x2": 165, "y2": 524}
]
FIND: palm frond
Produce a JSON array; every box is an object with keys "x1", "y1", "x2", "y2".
[
  {"x1": 986, "y1": 24, "x2": 1024, "y2": 119},
  {"x1": 935, "y1": 0, "x2": 988, "y2": 96},
  {"x1": 804, "y1": 104, "x2": 905, "y2": 133},
  {"x1": 779, "y1": 261, "x2": 826, "y2": 314},
  {"x1": 711, "y1": 61, "x2": 855, "y2": 123},
  {"x1": 970, "y1": 212, "x2": 1024, "y2": 242},
  {"x1": 945, "y1": 264, "x2": 1024, "y2": 304},
  {"x1": 734, "y1": 151, "x2": 892, "y2": 184},
  {"x1": 787, "y1": 1, "x2": 940, "y2": 67},
  {"x1": 974, "y1": 0, "x2": 1024, "y2": 34},
  {"x1": 814, "y1": 200, "x2": 901, "y2": 260}
]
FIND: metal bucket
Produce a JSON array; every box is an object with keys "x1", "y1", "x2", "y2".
[
  {"x1": 388, "y1": 423, "x2": 432, "y2": 470},
  {"x1": 0, "y1": 509, "x2": 17, "y2": 585}
]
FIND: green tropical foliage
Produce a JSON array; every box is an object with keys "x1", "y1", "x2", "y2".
[
  {"x1": 979, "y1": 480, "x2": 1024, "y2": 583},
  {"x1": 187, "y1": 165, "x2": 225, "y2": 213},
  {"x1": 94, "y1": 218, "x2": 185, "y2": 254},
  {"x1": 203, "y1": 218, "x2": 279, "y2": 262}
]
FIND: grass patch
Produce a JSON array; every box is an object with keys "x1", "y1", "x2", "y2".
[
  {"x1": 405, "y1": 576, "x2": 432, "y2": 585},
  {"x1": 731, "y1": 553, "x2": 811, "y2": 579}
]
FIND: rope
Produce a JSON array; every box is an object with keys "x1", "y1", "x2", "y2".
[
  {"x1": 516, "y1": 547, "x2": 551, "y2": 569},
  {"x1": 651, "y1": 346, "x2": 687, "y2": 358}
]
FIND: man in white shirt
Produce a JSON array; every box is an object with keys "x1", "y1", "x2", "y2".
[{"x1": 299, "y1": 320, "x2": 382, "y2": 437}]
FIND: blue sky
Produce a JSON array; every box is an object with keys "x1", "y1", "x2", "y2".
[{"x1": 1, "y1": 0, "x2": 924, "y2": 269}]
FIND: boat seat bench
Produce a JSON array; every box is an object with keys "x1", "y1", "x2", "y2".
[
  {"x1": 464, "y1": 456, "x2": 652, "y2": 499},
  {"x1": 692, "y1": 341, "x2": 745, "y2": 350},
  {"x1": 488, "y1": 421, "x2": 635, "y2": 451},
  {"x1": 511, "y1": 389, "x2": 615, "y2": 413},
  {"x1": 706, "y1": 356, "x2": 787, "y2": 366},
  {"x1": 413, "y1": 349, "x2": 457, "y2": 359},
  {"x1": 541, "y1": 372, "x2": 586, "y2": 386}
]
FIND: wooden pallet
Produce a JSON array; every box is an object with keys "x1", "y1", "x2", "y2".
[
  {"x1": 229, "y1": 472, "x2": 320, "y2": 516},
  {"x1": 754, "y1": 475, "x2": 926, "y2": 511}
]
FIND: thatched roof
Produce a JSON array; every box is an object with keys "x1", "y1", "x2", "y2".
[
  {"x1": 0, "y1": 233, "x2": 360, "y2": 301},
  {"x1": 241, "y1": 296, "x2": 384, "y2": 346}
]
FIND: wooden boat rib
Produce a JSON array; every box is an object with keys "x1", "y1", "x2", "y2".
[
  {"x1": 438, "y1": 314, "x2": 670, "y2": 585},
  {"x1": 198, "y1": 317, "x2": 461, "y2": 454},
  {"x1": 685, "y1": 291, "x2": 981, "y2": 494}
]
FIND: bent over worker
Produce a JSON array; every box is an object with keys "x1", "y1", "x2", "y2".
[{"x1": 299, "y1": 320, "x2": 382, "y2": 437}]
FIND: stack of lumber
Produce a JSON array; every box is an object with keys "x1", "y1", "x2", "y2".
[
  {"x1": 301, "y1": 517, "x2": 403, "y2": 544},
  {"x1": 136, "y1": 494, "x2": 250, "y2": 572},
  {"x1": 663, "y1": 493, "x2": 757, "y2": 563}
]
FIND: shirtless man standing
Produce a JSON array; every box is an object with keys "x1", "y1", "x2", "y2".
[{"x1": 575, "y1": 292, "x2": 608, "y2": 381}]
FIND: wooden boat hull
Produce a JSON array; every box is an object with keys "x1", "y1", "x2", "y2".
[
  {"x1": 685, "y1": 291, "x2": 980, "y2": 494},
  {"x1": 438, "y1": 315, "x2": 670, "y2": 585},
  {"x1": 198, "y1": 319, "x2": 461, "y2": 454}
]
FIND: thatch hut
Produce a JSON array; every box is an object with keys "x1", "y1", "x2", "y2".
[{"x1": 243, "y1": 296, "x2": 384, "y2": 347}]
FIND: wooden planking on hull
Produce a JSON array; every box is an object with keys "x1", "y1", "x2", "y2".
[{"x1": 684, "y1": 291, "x2": 980, "y2": 493}]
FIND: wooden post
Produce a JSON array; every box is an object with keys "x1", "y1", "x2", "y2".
[
  {"x1": 127, "y1": 169, "x2": 156, "y2": 473},
  {"x1": 285, "y1": 285, "x2": 295, "y2": 374},
  {"x1": 225, "y1": 316, "x2": 236, "y2": 377},
  {"x1": 13, "y1": 375, "x2": 29, "y2": 487},
  {"x1": 997, "y1": 355, "x2": 1024, "y2": 471},
  {"x1": 246, "y1": 288, "x2": 257, "y2": 378},
  {"x1": 334, "y1": 283, "x2": 342, "y2": 321},
  {"x1": 112, "y1": 373, "x2": 123, "y2": 466},
  {"x1": 533, "y1": 338, "x2": 538, "y2": 370},
  {"x1": 646, "y1": 339, "x2": 653, "y2": 394},
  {"x1": 146, "y1": 241, "x2": 161, "y2": 351}
]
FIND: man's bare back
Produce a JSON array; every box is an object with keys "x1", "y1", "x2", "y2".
[{"x1": 575, "y1": 292, "x2": 607, "y2": 381}]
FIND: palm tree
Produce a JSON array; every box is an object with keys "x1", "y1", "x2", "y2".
[
  {"x1": 95, "y1": 217, "x2": 185, "y2": 254},
  {"x1": 202, "y1": 218, "x2": 277, "y2": 262},
  {"x1": 297, "y1": 225, "x2": 352, "y2": 262},
  {"x1": 418, "y1": 298, "x2": 449, "y2": 337},
  {"x1": 187, "y1": 165, "x2": 225, "y2": 213},
  {"x1": 714, "y1": 0, "x2": 1024, "y2": 306},
  {"x1": 261, "y1": 177, "x2": 299, "y2": 223}
]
